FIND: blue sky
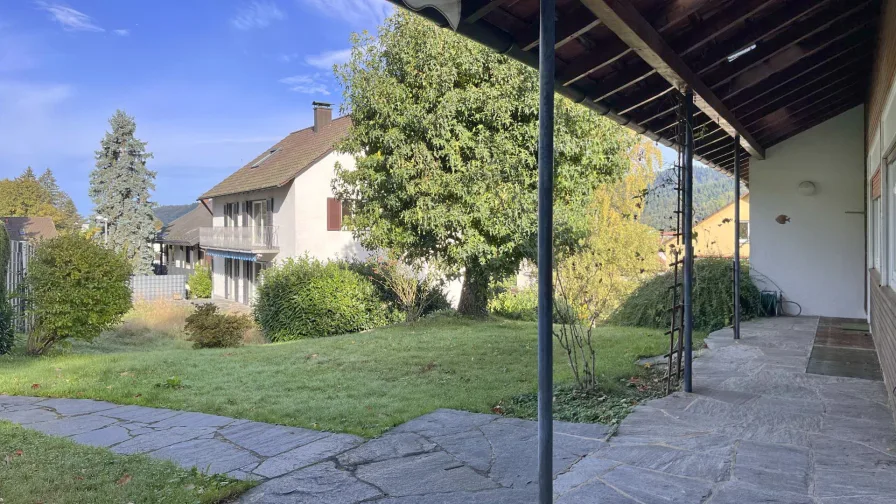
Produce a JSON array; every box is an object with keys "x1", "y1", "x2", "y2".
[{"x1": 0, "y1": 0, "x2": 392, "y2": 214}]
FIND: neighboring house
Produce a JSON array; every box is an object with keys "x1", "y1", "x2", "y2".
[
  {"x1": 156, "y1": 204, "x2": 212, "y2": 276},
  {"x1": 3, "y1": 217, "x2": 58, "y2": 332},
  {"x1": 662, "y1": 194, "x2": 750, "y2": 262},
  {"x1": 197, "y1": 102, "x2": 367, "y2": 305}
]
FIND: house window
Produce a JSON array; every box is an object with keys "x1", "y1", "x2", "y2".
[
  {"x1": 738, "y1": 221, "x2": 749, "y2": 245},
  {"x1": 224, "y1": 202, "x2": 239, "y2": 227},
  {"x1": 251, "y1": 148, "x2": 279, "y2": 168},
  {"x1": 186, "y1": 247, "x2": 192, "y2": 265}
]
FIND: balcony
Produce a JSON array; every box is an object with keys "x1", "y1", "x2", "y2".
[{"x1": 200, "y1": 226, "x2": 279, "y2": 253}]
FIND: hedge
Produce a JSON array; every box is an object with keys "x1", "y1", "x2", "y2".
[{"x1": 610, "y1": 257, "x2": 762, "y2": 333}]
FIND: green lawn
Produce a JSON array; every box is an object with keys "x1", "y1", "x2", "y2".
[
  {"x1": 0, "y1": 316, "x2": 680, "y2": 437},
  {"x1": 0, "y1": 421, "x2": 252, "y2": 504}
]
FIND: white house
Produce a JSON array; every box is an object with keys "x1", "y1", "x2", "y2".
[
  {"x1": 156, "y1": 204, "x2": 212, "y2": 277},
  {"x1": 198, "y1": 102, "x2": 367, "y2": 304}
]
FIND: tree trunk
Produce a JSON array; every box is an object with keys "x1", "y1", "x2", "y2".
[{"x1": 457, "y1": 265, "x2": 489, "y2": 317}]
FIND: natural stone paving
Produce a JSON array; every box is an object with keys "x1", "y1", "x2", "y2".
[
  {"x1": 555, "y1": 317, "x2": 896, "y2": 504},
  {"x1": 2, "y1": 317, "x2": 895, "y2": 503}
]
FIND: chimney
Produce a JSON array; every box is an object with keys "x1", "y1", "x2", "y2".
[{"x1": 313, "y1": 101, "x2": 332, "y2": 132}]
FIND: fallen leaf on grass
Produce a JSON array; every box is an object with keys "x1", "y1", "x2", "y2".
[
  {"x1": 133, "y1": 394, "x2": 142, "y2": 398},
  {"x1": 14, "y1": 450, "x2": 22, "y2": 457},
  {"x1": 116, "y1": 474, "x2": 132, "y2": 486},
  {"x1": 30, "y1": 384, "x2": 40, "y2": 390}
]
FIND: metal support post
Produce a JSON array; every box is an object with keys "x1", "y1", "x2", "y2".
[
  {"x1": 536, "y1": 0, "x2": 555, "y2": 501},
  {"x1": 733, "y1": 135, "x2": 742, "y2": 340},
  {"x1": 682, "y1": 89, "x2": 695, "y2": 393}
]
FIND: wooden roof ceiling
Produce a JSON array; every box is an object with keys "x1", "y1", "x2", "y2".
[{"x1": 392, "y1": 0, "x2": 882, "y2": 181}]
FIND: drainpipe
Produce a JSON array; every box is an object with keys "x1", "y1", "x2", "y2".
[
  {"x1": 536, "y1": 0, "x2": 555, "y2": 502},
  {"x1": 683, "y1": 89, "x2": 695, "y2": 393},
  {"x1": 733, "y1": 135, "x2": 741, "y2": 340}
]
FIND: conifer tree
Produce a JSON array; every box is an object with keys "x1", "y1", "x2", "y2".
[
  {"x1": 38, "y1": 168, "x2": 81, "y2": 231},
  {"x1": 89, "y1": 110, "x2": 156, "y2": 274}
]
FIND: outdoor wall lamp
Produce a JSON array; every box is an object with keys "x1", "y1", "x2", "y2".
[{"x1": 798, "y1": 181, "x2": 816, "y2": 196}]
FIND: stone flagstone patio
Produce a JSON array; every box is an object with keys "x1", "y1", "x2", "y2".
[{"x1": 1, "y1": 316, "x2": 895, "y2": 502}]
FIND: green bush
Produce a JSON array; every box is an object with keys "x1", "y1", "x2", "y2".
[
  {"x1": 610, "y1": 257, "x2": 762, "y2": 332},
  {"x1": 185, "y1": 303, "x2": 249, "y2": 349},
  {"x1": 488, "y1": 285, "x2": 579, "y2": 325},
  {"x1": 187, "y1": 263, "x2": 212, "y2": 299},
  {"x1": 346, "y1": 258, "x2": 450, "y2": 321},
  {"x1": 0, "y1": 224, "x2": 12, "y2": 355},
  {"x1": 254, "y1": 256, "x2": 395, "y2": 341},
  {"x1": 489, "y1": 287, "x2": 537, "y2": 321},
  {"x1": 24, "y1": 234, "x2": 132, "y2": 355}
]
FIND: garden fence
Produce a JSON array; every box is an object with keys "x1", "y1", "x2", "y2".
[
  {"x1": 6, "y1": 239, "x2": 35, "y2": 333},
  {"x1": 130, "y1": 274, "x2": 187, "y2": 301}
]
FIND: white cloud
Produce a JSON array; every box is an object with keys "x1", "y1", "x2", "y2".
[
  {"x1": 305, "y1": 48, "x2": 351, "y2": 70},
  {"x1": 35, "y1": 2, "x2": 104, "y2": 32},
  {"x1": 113, "y1": 29, "x2": 130, "y2": 36},
  {"x1": 298, "y1": 0, "x2": 392, "y2": 27},
  {"x1": 231, "y1": 1, "x2": 286, "y2": 30},
  {"x1": 279, "y1": 74, "x2": 329, "y2": 95},
  {"x1": 277, "y1": 53, "x2": 299, "y2": 63}
]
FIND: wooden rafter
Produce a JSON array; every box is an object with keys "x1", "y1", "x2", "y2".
[
  {"x1": 703, "y1": 2, "x2": 873, "y2": 90},
  {"x1": 625, "y1": 0, "x2": 831, "y2": 127},
  {"x1": 579, "y1": 0, "x2": 765, "y2": 159},
  {"x1": 518, "y1": 4, "x2": 602, "y2": 51},
  {"x1": 463, "y1": 0, "x2": 509, "y2": 23},
  {"x1": 559, "y1": 0, "x2": 714, "y2": 86}
]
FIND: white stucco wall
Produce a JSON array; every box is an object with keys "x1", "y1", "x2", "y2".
[
  {"x1": 292, "y1": 150, "x2": 369, "y2": 261},
  {"x1": 167, "y1": 244, "x2": 199, "y2": 277},
  {"x1": 749, "y1": 105, "x2": 865, "y2": 318}
]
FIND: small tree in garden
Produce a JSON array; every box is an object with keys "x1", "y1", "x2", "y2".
[
  {"x1": 365, "y1": 254, "x2": 445, "y2": 323},
  {"x1": 24, "y1": 234, "x2": 132, "y2": 355},
  {"x1": 0, "y1": 224, "x2": 13, "y2": 355},
  {"x1": 185, "y1": 303, "x2": 249, "y2": 349},
  {"x1": 187, "y1": 263, "x2": 212, "y2": 299}
]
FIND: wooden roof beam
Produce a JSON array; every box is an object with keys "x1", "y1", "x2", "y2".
[
  {"x1": 751, "y1": 84, "x2": 862, "y2": 138},
  {"x1": 763, "y1": 99, "x2": 862, "y2": 147},
  {"x1": 754, "y1": 91, "x2": 863, "y2": 144},
  {"x1": 590, "y1": 0, "x2": 794, "y2": 121},
  {"x1": 560, "y1": 0, "x2": 714, "y2": 86},
  {"x1": 580, "y1": 0, "x2": 765, "y2": 159},
  {"x1": 703, "y1": 2, "x2": 874, "y2": 90},
  {"x1": 740, "y1": 72, "x2": 864, "y2": 128},
  {"x1": 463, "y1": 0, "x2": 510, "y2": 23},
  {"x1": 720, "y1": 34, "x2": 872, "y2": 108},
  {"x1": 518, "y1": 4, "x2": 602, "y2": 51}
]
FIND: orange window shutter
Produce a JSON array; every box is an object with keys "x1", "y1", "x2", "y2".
[
  {"x1": 872, "y1": 168, "x2": 882, "y2": 200},
  {"x1": 327, "y1": 198, "x2": 342, "y2": 231}
]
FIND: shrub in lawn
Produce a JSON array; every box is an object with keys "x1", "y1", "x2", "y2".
[
  {"x1": 610, "y1": 257, "x2": 762, "y2": 332},
  {"x1": 254, "y1": 256, "x2": 394, "y2": 341},
  {"x1": 0, "y1": 224, "x2": 12, "y2": 355},
  {"x1": 187, "y1": 263, "x2": 212, "y2": 299},
  {"x1": 24, "y1": 234, "x2": 132, "y2": 355},
  {"x1": 349, "y1": 255, "x2": 450, "y2": 322},
  {"x1": 488, "y1": 283, "x2": 579, "y2": 325},
  {"x1": 184, "y1": 303, "x2": 250, "y2": 349},
  {"x1": 488, "y1": 286, "x2": 537, "y2": 321}
]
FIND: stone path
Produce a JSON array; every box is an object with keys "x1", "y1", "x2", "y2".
[
  {"x1": 2, "y1": 316, "x2": 895, "y2": 503},
  {"x1": 553, "y1": 317, "x2": 896, "y2": 503}
]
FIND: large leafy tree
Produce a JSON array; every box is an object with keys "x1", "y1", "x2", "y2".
[
  {"x1": 90, "y1": 110, "x2": 157, "y2": 274},
  {"x1": 334, "y1": 12, "x2": 633, "y2": 315},
  {"x1": 0, "y1": 167, "x2": 79, "y2": 232}
]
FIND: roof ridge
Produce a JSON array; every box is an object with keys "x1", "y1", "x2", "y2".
[{"x1": 285, "y1": 114, "x2": 351, "y2": 137}]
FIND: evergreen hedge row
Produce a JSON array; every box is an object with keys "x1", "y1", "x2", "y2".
[{"x1": 609, "y1": 257, "x2": 762, "y2": 333}]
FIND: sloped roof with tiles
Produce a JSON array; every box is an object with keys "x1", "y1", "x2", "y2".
[
  {"x1": 1, "y1": 216, "x2": 58, "y2": 242},
  {"x1": 199, "y1": 115, "x2": 352, "y2": 199},
  {"x1": 157, "y1": 204, "x2": 212, "y2": 246}
]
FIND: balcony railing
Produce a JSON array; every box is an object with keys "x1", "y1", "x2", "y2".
[{"x1": 200, "y1": 226, "x2": 279, "y2": 252}]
